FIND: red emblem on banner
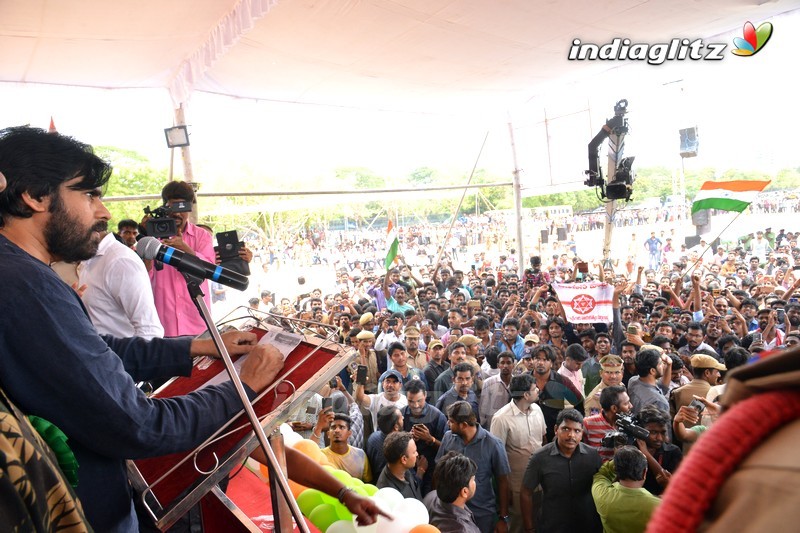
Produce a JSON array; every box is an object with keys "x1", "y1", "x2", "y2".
[{"x1": 571, "y1": 293, "x2": 596, "y2": 314}]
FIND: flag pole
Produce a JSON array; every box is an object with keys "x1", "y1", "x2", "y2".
[
  {"x1": 681, "y1": 210, "x2": 743, "y2": 277},
  {"x1": 430, "y1": 131, "x2": 490, "y2": 281}
]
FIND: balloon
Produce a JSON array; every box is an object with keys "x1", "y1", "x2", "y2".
[
  {"x1": 327, "y1": 520, "x2": 358, "y2": 533},
  {"x1": 409, "y1": 525, "x2": 441, "y2": 533},
  {"x1": 352, "y1": 486, "x2": 369, "y2": 498},
  {"x1": 354, "y1": 523, "x2": 378, "y2": 533},
  {"x1": 361, "y1": 483, "x2": 379, "y2": 496},
  {"x1": 393, "y1": 498, "x2": 429, "y2": 527},
  {"x1": 331, "y1": 469, "x2": 353, "y2": 485},
  {"x1": 319, "y1": 493, "x2": 339, "y2": 507},
  {"x1": 294, "y1": 439, "x2": 325, "y2": 462},
  {"x1": 309, "y1": 503, "x2": 339, "y2": 532},
  {"x1": 372, "y1": 513, "x2": 409, "y2": 533},
  {"x1": 334, "y1": 503, "x2": 353, "y2": 522},
  {"x1": 350, "y1": 477, "x2": 364, "y2": 486},
  {"x1": 288, "y1": 479, "x2": 308, "y2": 499},
  {"x1": 373, "y1": 487, "x2": 404, "y2": 512},
  {"x1": 297, "y1": 489, "x2": 326, "y2": 516},
  {"x1": 279, "y1": 423, "x2": 304, "y2": 448}
]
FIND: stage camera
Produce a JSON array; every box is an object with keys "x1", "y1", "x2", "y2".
[{"x1": 143, "y1": 201, "x2": 192, "y2": 238}]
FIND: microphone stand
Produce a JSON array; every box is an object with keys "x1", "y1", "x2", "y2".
[{"x1": 184, "y1": 274, "x2": 309, "y2": 533}]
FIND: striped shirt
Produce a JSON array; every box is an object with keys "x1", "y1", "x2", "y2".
[{"x1": 583, "y1": 413, "x2": 615, "y2": 462}]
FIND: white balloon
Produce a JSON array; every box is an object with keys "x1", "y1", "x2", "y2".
[
  {"x1": 372, "y1": 513, "x2": 408, "y2": 533},
  {"x1": 392, "y1": 498, "x2": 429, "y2": 527},
  {"x1": 353, "y1": 521, "x2": 378, "y2": 533},
  {"x1": 279, "y1": 423, "x2": 304, "y2": 448},
  {"x1": 327, "y1": 520, "x2": 358, "y2": 533},
  {"x1": 373, "y1": 487, "x2": 404, "y2": 512}
]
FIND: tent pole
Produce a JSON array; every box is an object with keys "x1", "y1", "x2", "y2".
[
  {"x1": 174, "y1": 104, "x2": 197, "y2": 223},
  {"x1": 508, "y1": 120, "x2": 525, "y2": 278}
]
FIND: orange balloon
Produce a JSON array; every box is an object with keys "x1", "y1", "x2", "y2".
[
  {"x1": 409, "y1": 525, "x2": 440, "y2": 533},
  {"x1": 288, "y1": 479, "x2": 308, "y2": 499},
  {"x1": 294, "y1": 439, "x2": 325, "y2": 462}
]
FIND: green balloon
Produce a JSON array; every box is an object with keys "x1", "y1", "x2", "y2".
[
  {"x1": 334, "y1": 504, "x2": 353, "y2": 522},
  {"x1": 331, "y1": 469, "x2": 352, "y2": 484},
  {"x1": 309, "y1": 503, "x2": 339, "y2": 532},
  {"x1": 362, "y1": 483, "x2": 379, "y2": 496},
  {"x1": 296, "y1": 489, "x2": 325, "y2": 516},
  {"x1": 319, "y1": 493, "x2": 339, "y2": 507},
  {"x1": 349, "y1": 477, "x2": 364, "y2": 487},
  {"x1": 352, "y1": 486, "x2": 369, "y2": 498}
]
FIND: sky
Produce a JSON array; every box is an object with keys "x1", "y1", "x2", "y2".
[{"x1": 1, "y1": 11, "x2": 797, "y2": 198}]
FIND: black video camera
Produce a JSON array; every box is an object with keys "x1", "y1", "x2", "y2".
[
  {"x1": 143, "y1": 201, "x2": 192, "y2": 238},
  {"x1": 601, "y1": 413, "x2": 650, "y2": 448}
]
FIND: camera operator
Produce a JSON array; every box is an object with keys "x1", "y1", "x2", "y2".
[
  {"x1": 634, "y1": 406, "x2": 682, "y2": 496},
  {"x1": 143, "y1": 181, "x2": 215, "y2": 336},
  {"x1": 583, "y1": 385, "x2": 633, "y2": 462}
]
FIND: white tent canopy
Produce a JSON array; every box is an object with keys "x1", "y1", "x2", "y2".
[
  {"x1": 2, "y1": 0, "x2": 796, "y2": 113},
  {"x1": 1, "y1": 1, "x2": 798, "y2": 194}
]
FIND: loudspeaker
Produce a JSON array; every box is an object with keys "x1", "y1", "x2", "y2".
[
  {"x1": 679, "y1": 127, "x2": 699, "y2": 158},
  {"x1": 557, "y1": 227, "x2": 567, "y2": 241},
  {"x1": 540, "y1": 229, "x2": 548, "y2": 244}
]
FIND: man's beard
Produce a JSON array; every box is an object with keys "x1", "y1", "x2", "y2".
[{"x1": 45, "y1": 192, "x2": 107, "y2": 262}]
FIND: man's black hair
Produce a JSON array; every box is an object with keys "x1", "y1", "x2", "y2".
[
  {"x1": 635, "y1": 406, "x2": 669, "y2": 428},
  {"x1": 533, "y1": 344, "x2": 558, "y2": 363},
  {"x1": 614, "y1": 446, "x2": 647, "y2": 481},
  {"x1": 483, "y1": 346, "x2": 501, "y2": 369},
  {"x1": 717, "y1": 334, "x2": 741, "y2": 353},
  {"x1": 556, "y1": 408, "x2": 583, "y2": 426},
  {"x1": 332, "y1": 413, "x2": 352, "y2": 430},
  {"x1": 453, "y1": 362, "x2": 474, "y2": 376},
  {"x1": 578, "y1": 328, "x2": 597, "y2": 340},
  {"x1": 377, "y1": 406, "x2": 402, "y2": 434},
  {"x1": 404, "y1": 379, "x2": 426, "y2": 395},
  {"x1": 565, "y1": 344, "x2": 589, "y2": 362},
  {"x1": 634, "y1": 348, "x2": 662, "y2": 378},
  {"x1": 387, "y1": 341, "x2": 406, "y2": 358},
  {"x1": 502, "y1": 317, "x2": 520, "y2": 330},
  {"x1": 724, "y1": 347, "x2": 750, "y2": 372},
  {"x1": 599, "y1": 385, "x2": 627, "y2": 412},
  {"x1": 161, "y1": 180, "x2": 196, "y2": 204},
  {"x1": 473, "y1": 316, "x2": 490, "y2": 331},
  {"x1": 509, "y1": 373, "x2": 536, "y2": 398},
  {"x1": 433, "y1": 452, "x2": 478, "y2": 503},
  {"x1": 383, "y1": 431, "x2": 414, "y2": 464},
  {"x1": 117, "y1": 219, "x2": 138, "y2": 231},
  {"x1": 0, "y1": 126, "x2": 112, "y2": 226}
]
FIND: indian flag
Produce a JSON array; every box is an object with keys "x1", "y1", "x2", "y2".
[
  {"x1": 691, "y1": 180, "x2": 770, "y2": 214},
  {"x1": 384, "y1": 220, "x2": 399, "y2": 270}
]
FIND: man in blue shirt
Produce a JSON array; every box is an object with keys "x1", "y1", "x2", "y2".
[
  {"x1": 0, "y1": 127, "x2": 285, "y2": 532},
  {"x1": 436, "y1": 363, "x2": 480, "y2": 423},
  {"x1": 436, "y1": 401, "x2": 511, "y2": 533},
  {"x1": 496, "y1": 317, "x2": 525, "y2": 359}
]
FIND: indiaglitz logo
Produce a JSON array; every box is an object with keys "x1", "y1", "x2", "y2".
[
  {"x1": 568, "y1": 21, "x2": 773, "y2": 64},
  {"x1": 731, "y1": 21, "x2": 773, "y2": 56}
]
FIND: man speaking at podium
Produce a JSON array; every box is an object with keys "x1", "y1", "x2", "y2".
[{"x1": 0, "y1": 126, "x2": 285, "y2": 532}]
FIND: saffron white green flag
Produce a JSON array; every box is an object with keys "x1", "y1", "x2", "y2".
[
  {"x1": 384, "y1": 220, "x2": 399, "y2": 270},
  {"x1": 691, "y1": 180, "x2": 770, "y2": 214}
]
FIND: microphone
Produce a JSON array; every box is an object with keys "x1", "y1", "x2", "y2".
[{"x1": 136, "y1": 236, "x2": 249, "y2": 291}]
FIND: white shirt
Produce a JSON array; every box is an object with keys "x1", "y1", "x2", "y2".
[
  {"x1": 490, "y1": 400, "x2": 546, "y2": 491},
  {"x1": 78, "y1": 233, "x2": 164, "y2": 339},
  {"x1": 365, "y1": 393, "x2": 408, "y2": 430}
]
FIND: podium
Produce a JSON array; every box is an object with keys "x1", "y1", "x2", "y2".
[{"x1": 128, "y1": 311, "x2": 355, "y2": 531}]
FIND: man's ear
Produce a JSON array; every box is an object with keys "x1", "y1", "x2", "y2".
[{"x1": 21, "y1": 191, "x2": 50, "y2": 213}]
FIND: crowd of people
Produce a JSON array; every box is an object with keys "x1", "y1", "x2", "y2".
[
  {"x1": 1, "y1": 126, "x2": 798, "y2": 533},
  {"x1": 238, "y1": 211, "x2": 800, "y2": 531}
]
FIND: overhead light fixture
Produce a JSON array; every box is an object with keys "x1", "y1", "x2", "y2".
[{"x1": 164, "y1": 125, "x2": 190, "y2": 148}]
